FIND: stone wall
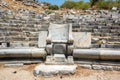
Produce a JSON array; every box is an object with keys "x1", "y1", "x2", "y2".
[
  {"x1": 0, "y1": 10, "x2": 120, "y2": 49},
  {"x1": 0, "y1": 9, "x2": 49, "y2": 48},
  {"x1": 71, "y1": 10, "x2": 120, "y2": 48}
]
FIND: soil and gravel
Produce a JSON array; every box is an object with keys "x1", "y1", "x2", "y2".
[{"x1": 0, "y1": 64, "x2": 120, "y2": 80}]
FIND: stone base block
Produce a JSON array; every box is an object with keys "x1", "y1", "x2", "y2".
[
  {"x1": 45, "y1": 54, "x2": 74, "y2": 65},
  {"x1": 34, "y1": 64, "x2": 77, "y2": 77}
]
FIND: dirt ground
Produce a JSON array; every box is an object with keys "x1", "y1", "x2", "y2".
[{"x1": 0, "y1": 64, "x2": 120, "y2": 80}]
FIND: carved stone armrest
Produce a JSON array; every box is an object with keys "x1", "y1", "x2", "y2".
[
  {"x1": 45, "y1": 44, "x2": 52, "y2": 55},
  {"x1": 68, "y1": 24, "x2": 74, "y2": 44},
  {"x1": 67, "y1": 45, "x2": 74, "y2": 55},
  {"x1": 46, "y1": 34, "x2": 52, "y2": 44}
]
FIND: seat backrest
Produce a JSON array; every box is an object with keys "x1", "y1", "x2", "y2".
[{"x1": 48, "y1": 23, "x2": 69, "y2": 42}]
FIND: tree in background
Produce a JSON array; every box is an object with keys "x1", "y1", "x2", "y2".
[
  {"x1": 116, "y1": 0, "x2": 120, "y2": 7},
  {"x1": 61, "y1": 0, "x2": 90, "y2": 10},
  {"x1": 43, "y1": 0, "x2": 120, "y2": 10},
  {"x1": 48, "y1": 5, "x2": 59, "y2": 10},
  {"x1": 90, "y1": 0, "x2": 100, "y2": 7},
  {"x1": 61, "y1": 1, "x2": 77, "y2": 9},
  {"x1": 96, "y1": 0, "x2": 119, "y2": 9},
  {"x1": 89, "y1": 0, "x2": 120, "y2": 9},
  {"x1": 75, "y1": 1, "x2": 90, "y2": 9}
]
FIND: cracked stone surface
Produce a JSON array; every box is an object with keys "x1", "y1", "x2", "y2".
[{"x1": 34, "y1": 64, "x2": 77, "y2": 77}]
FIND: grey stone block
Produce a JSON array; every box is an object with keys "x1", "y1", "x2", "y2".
[
  {"x1": 67, "y1": 56, "x2": 74, "y2": 64},
  {"x1": 54, "y1": 54, "x2": 66, "y2": 62},
  {"x1": 101, "y1": 65, "x2": 113, "y2": 71},
  {"x1": 34, "y1": 64, "x2": 77, "y2": 77},
  {"x1": 72, "y1": 32, "x2": 91, "y2": 48},
  {"x1": 101, "y1": 44, "x2": 106, "y2": 48},
  {"x1": 38, "y1": 31, "x2": 48, "y2": 48},
  {"x1": 4, "y1": 63, "x2": 24, "y2": 67},
  {"x1": 113, "y1": 66, "x2": 120, "y2": 71},
  {"x1": 92, "y1": 65, "x2": 102, "y2": 70},
  {"x1": 45, "y1": 44, "x2": 52, "y2": 55},
  {"x1": 67, "y1": 45, "x2": 73, "y2": 55},
  {"x1": 48, "y1": 23, "x2": 69, "y2": 42},
  {"x1": 79, "y1": 64, "x2": 92, "y2": 69}
]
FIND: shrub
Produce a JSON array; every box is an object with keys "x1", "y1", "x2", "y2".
[{"x1": 48, "y1": 5, "x2": 59, "y2": 10}]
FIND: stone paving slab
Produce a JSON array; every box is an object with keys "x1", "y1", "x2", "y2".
[{"x1": 34, "y1": 64, "x2": 77, "y2": 77}]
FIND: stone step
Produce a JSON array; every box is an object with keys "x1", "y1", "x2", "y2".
[
  {"x1": 45, "y1": 55, "x2": 74, "y2": 65},
  {"x1": 54, "y1": 54, "x2": 66, "y2": 62},
  {"x1": 34, "y1": 64, "x2": 77, "y2": 77}
]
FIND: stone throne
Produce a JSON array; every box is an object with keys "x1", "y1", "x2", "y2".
[{"x1": 45, "y1": 23, "x2": 74, "y2": 64}]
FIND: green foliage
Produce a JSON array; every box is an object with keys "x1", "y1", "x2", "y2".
[
  {"x1": 61, "y1": 1, "x2": 90, "y2": 10},
  {"x1": 48, "y1": 5, "x2": 59, "y2": 10},
  {"x1": 76, "y1": 2, "x2": 90, "y2": 10},
  {"x1": 96, "y1": 0, "x2": 120, "y2": 9},
  {"x1": 61, "y1": 1, "x2": 77, "y2": 9},
  {"x1": 116, "y1": 0, "x2": 120, "y2": 8},
  {"x1": 89, "y1": 0, "x2": 120, "y2": 9},
  {"x1": 44, "y1": 0, "x2": 120, "y2": 10},
  {"x1": 96, "y1": 0, "x2": 109, "y2": 9},
  {"x1": 90, "y1": 0, "x2": 100, "y2": 7}
]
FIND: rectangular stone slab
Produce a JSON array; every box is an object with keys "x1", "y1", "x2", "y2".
[
  {"x1": 34, "y1": 64, "x2": 77, "y2": 77},
  {"x1": 48, "y1": 23, "x2": 69, "y2": 42},
  {"x1": 38, "y1": 31, "x2": 48, "y2": 48},
  {"x1": 72, "y1": 32, "x2": 91, "y2": 48},
  {"x1": 54, "y1": 54, "x2": 66, "y2": 62}
]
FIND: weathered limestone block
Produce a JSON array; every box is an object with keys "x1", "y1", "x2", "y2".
[
  {"x1": 38, "y1": 31, "x2": 48, "y2": 48},
  {"x1": 4, "y1": 63, "x2": 23, "y2": 67},
  {"x1": 78, "y1": 64, "x2": 92, "y2": 69},
  {"x1": 45, "y1": 55, "x2": 74, "y2": 65},
  {"x1": 67, "y1": 56, "x2": 74, "y2": 64},
  {"x1": 54, "y1": 54, "x2": 66, "y2": 62},
  {"x1": 92, "y1": 65, "x2": 102, "y2": 70},
  {"x1": 46, "y1": 44, "x2": 52, "y2": 55},
  {"x1": 53, "y1": 44, "x2": 66, "y2": 54},
  {"x1": 113, "y1": 66, "x2": 120, "y2": 71},
  {"x1": 34, "y1": 64, "x2": 77, "y2": 77},
  {"x1": 67, "y1": 45, "x2": 74, "y2": 55},
  {"x1": 72, "y1": 32, "x2": 91, "y2": 48},
  {"x1": 92, "y1": 65, "x2": 120, "y2": 71},
  {"x1": 48, "y1": 23, "x2": 69, "y2": 42}
]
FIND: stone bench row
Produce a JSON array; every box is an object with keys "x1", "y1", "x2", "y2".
[
  {"x1": 0, "y1": 35, "x2": 38, "y2": 42},
  {"x1": 91, "y1": 44, "x2": 120, "y2": 48},
  {"x1": 80, "y1": 25, "x2": 120, "y2": 29},
  {"x1": 0, "y1": 27, "x2": 41, "y2": 31}
]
